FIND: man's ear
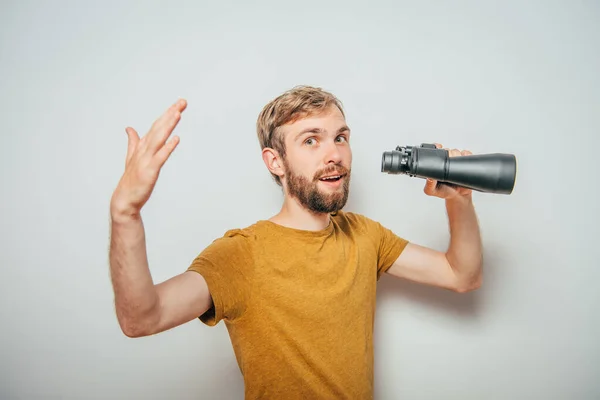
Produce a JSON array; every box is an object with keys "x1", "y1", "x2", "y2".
[{"x1": 262, "y1": 147, "x2": 285, "y2": 180}]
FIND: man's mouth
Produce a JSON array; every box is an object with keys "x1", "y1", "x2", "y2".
[{"x1": 318, "y1": 174, "x2": 345, "y2": 183}]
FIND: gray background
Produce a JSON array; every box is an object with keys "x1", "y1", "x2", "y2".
[{"x1": 1, "y1": 0, "x2": 598, "y2": 399}]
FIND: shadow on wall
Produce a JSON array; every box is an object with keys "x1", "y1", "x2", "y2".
[
  {"x1": 377, "y1": 273, "x2": 482, "y2": 318},
  {"x1": 376, "y1": 242, "x2": 512, "y2": 319}
]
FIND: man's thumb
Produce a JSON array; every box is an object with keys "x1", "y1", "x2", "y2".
[{"x1": 125, "y1": 127, "x2": 139, "y2": 164}]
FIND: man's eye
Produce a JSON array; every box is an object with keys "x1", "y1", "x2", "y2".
[
  {"x1": 336, "y1": 135, "x2": 347, "y2": 142},
  {"x1": 305, "y1": 138, "x2": 315, "y2": 145}
]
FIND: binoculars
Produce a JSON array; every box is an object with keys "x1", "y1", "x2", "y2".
[{"x1": 381, "y1": 143, "x2": 517, "y2": 194}]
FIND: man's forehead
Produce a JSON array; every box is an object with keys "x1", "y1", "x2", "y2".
[{"x1": 281, "y1": 107, "x2": 347, "y2": 132}]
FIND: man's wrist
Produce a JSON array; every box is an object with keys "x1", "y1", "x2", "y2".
[
  {"x1": 445, "y1": 194, "x2": 473, "y2": 208},
  {"x1": 110, "y1": 197, "x2": 141, "y2": 224}
]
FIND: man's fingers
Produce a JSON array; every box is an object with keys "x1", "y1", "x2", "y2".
[
  {"x1": 153, "y1": 135, "x2": 181, "y2": 168},
  {"x1": 156, "y1": 99, "x2": 187, "y2": 132},
  {"x1": 448, "y1": 148, "x2": 461, "y2": 157},
  {"x1": 424, "y1": 178, "x2": 438, "y2": 194},
  {"x1": 152, "y1": 99, "x2": 186, "y2": 129},
  {"x1": 125, "y1": 127, "x2": 140, "y2": 165},
  {"x1": 160, "y1": 109, "x2": 182, "y2": 146},
  {"x1": 147, "y1": 99, "x2": 187, "y2": 151}
]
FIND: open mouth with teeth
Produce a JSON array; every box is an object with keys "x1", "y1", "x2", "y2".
[{"x1": 319, "y1": 174, "x2": 344, "y2": 183}]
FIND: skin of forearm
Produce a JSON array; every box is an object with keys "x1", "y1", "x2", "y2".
[
  {"x1": 444, "y1": 196, "x2": 483, "y2": 290},
  {"x1": 109, "y1": 208, "x2": 159, "y2": 336}
]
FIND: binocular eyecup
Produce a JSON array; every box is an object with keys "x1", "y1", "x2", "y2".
[{"x1": 381, "y1": 143, "x2": 517, "y2": 195}]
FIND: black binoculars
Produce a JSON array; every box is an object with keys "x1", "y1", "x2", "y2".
[{"x1": 381, "y1": 143, "x2": 517, "y2": 194}]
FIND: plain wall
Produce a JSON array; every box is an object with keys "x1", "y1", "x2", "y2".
[{"x1": 1, "y1": 0, "x2": 598, "y2": 399}]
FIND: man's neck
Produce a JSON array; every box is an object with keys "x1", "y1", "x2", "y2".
[{"x1": 269, "y1": 195, "x2": 331, "y2": 231}]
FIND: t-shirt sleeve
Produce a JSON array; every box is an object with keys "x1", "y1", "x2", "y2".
[
  {"x1": 375, "y1": 221, "x2": 409, "y2": 279},
  {"x1": 186, "y1": 228, "x2": 254, "y2": 326}
]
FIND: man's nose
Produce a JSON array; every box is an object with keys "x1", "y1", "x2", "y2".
[{"x1": 324, "y1": 141, "x2": 343, "y2": 164}]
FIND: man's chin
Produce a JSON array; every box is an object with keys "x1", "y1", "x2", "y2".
[
  {"x1": 308, "y1": 204, "x2": 346, "y2": 215},
  {"x1": 316, "y1": 194, "x2": 349, "y2": 213},
  {"x1": 317, "y1": 177, "x2": 346, "y2": 190}
]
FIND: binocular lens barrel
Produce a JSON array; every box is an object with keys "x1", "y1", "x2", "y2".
[{"x1": 381, "y1": 144, "x2": 517, "y2": 194}]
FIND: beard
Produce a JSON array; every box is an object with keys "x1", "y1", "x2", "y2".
[{"x1": 283, "y1": 159, "x2": 351, "y2": 214}]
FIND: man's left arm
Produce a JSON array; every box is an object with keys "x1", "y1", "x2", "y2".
[{"x1": 385, "y1": 144, "x2": 483, "y2": 293}]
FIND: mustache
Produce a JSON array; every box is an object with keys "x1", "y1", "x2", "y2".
[{"x1": 314, "y1": 164, "x2": 350, "y2": 180}]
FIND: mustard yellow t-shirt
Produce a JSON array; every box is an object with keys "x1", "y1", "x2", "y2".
[{"x1": 186, "y1": 210, "x2": 409, "y2": 399}]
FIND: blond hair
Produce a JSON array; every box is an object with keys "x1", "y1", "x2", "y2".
[{"x1": 256, "y1": 85, "x2": 345, "y2": 186}]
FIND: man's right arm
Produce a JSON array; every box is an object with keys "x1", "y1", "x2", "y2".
[
  {"x1": 108, "y1": 98, "x2": 211, "y2": 338},
  {"x1": 109, "y1": 209, "x2": 212, "y2": 338}
]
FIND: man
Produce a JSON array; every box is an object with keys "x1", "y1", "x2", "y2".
[{"x1": 109, "y1": 86, "x2": 483, "y2": 399}]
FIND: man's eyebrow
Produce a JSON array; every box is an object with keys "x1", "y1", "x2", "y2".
[
  {"x1": 294, "y1": 126, "x2": 351, "y2": 141},
  {"x1": 294, "y1": 127, "x2": 323, "y2": 141}
]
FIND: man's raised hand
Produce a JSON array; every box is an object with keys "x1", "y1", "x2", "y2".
[{"x1": 111, "y1": 99, "x2": 187, "y2": 219}]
